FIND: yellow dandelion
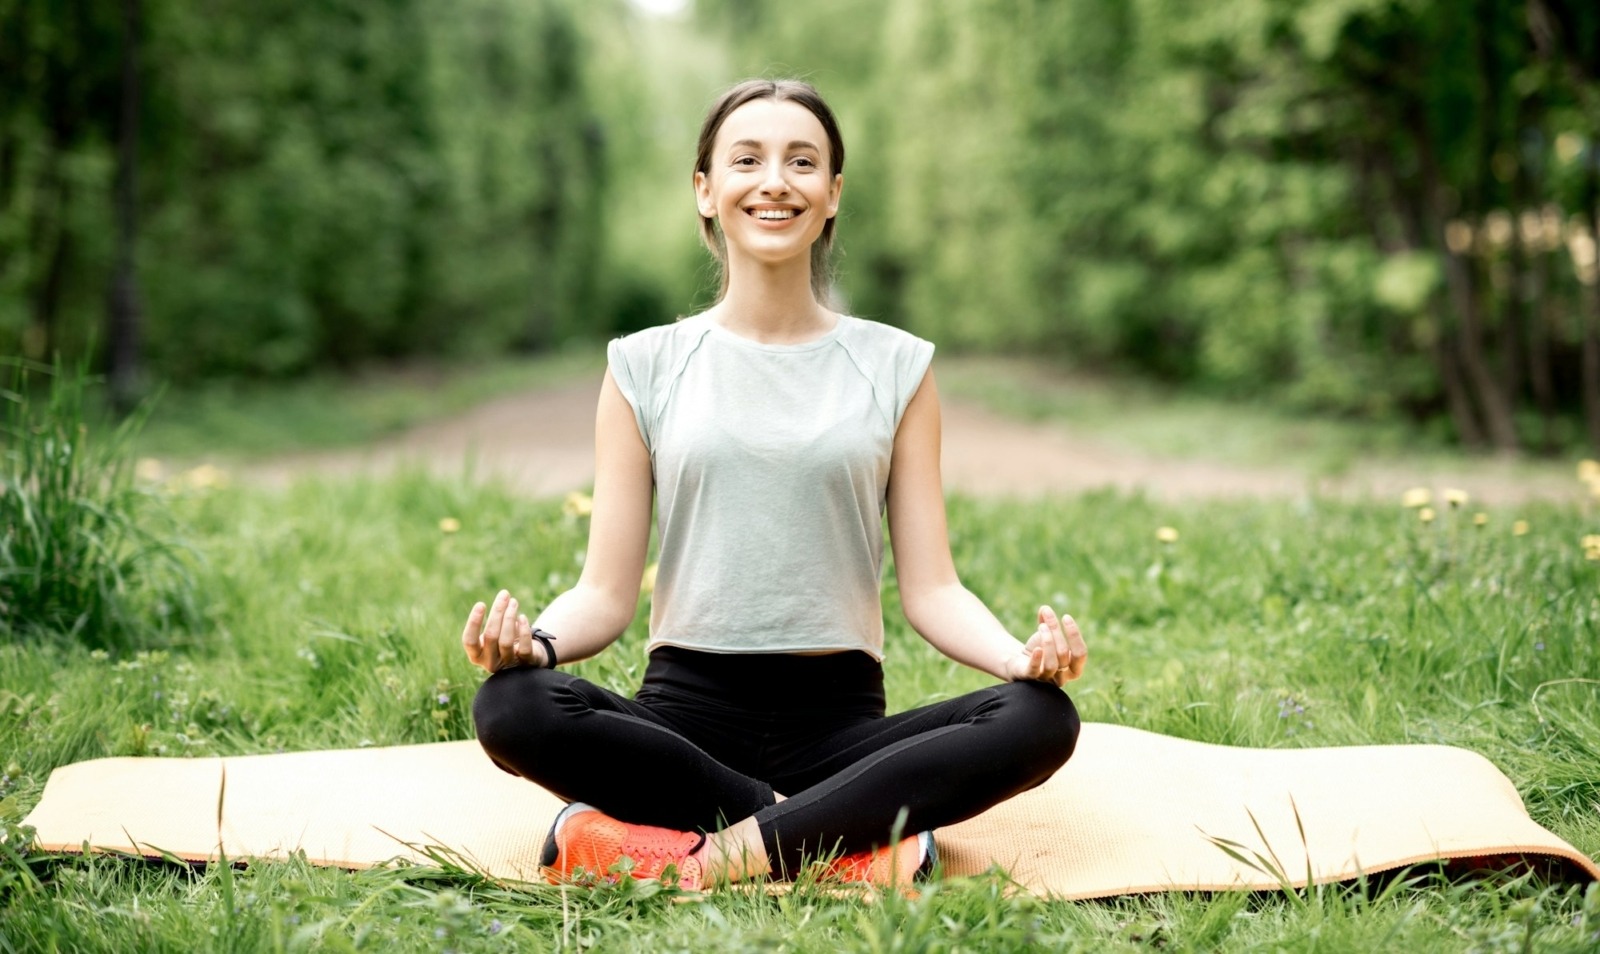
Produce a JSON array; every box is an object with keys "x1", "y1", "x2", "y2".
[
  {"x1": 1587, "y1": 546, "x2": 1600, "y2": 563},
  {"x1": 1442, "y1": 488, "x2": 1469, "y2": 508},
  {"x1": 1401, "y1": 487, "x2": 1432, "y2": 508},
  {"x1": 1579, "y1": 459, "x2": 1600, "y2": 482},
  {"x1": 135, "y1": 458, "x2": 164, "y2": 482},
  {"x1": 640, "y1": 562, "x2": 658, "y2": 594},
  {"x1": 562, "y1": 491, "x2": 594, "y2": 518},
  {"x1": 438, "y1": 517, "x2": 461, "y2": 534},
  {"x1": 1512, "y1": 519, "x2": 1530, "y2": 536},
  {"x1": 183, "y1": 463, "x2": 228, "y2": 490},
  {"x1": 1418, "y1": 507, "x2": 1436, "y2": 524},
  {"x1": 1155, "y1": 526, "x2": 1180, "y2": 544},
  {"x1": 1584, "y1": 534, "x2": 1600, "y2": 550},
  {"x1": 1472, "y1": 512, "x2": 1488, "y2": 527}
]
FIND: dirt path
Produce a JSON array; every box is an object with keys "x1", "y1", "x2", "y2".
[{"x1": 246, "y1": 377, "x2": 1581, "y2": 505}]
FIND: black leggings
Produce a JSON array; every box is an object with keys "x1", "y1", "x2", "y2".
[{"x1": 472, "y1": 646, "x2": 1080, "y2": 876}]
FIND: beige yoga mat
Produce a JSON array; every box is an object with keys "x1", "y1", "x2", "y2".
[{"x1": 23, "y1": 723, "x2": 1598, "y2": 899}]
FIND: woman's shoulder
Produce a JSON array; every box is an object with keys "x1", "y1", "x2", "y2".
[
  {"x1": 612, "y1": 313, "x2": 713, "y2": 348},
  {"x1": 607, "y1": 314, "x2": 714, "y2": 369},
  {"x1": 837, "y1": 316, "x2": 936, "y2": 370},
  {"x1": 838, "y1": 315, "x2": 934, "y2": 352}
]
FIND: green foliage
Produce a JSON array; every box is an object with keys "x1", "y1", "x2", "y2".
[
  {"x1": 697, "y1": 0, "x2": 1600, "y2": 447},
  {"x1": 138, "y1": 0, "x2": 611, "y2": 379},
  {"x1": 0, "y1": 357, "x2": 197, "y2": 649},
  {"x1": 1, "y1": 0, "x2": 616, "y2": 382}
]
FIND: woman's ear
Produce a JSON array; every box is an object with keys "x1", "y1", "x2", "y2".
[
  {"x1": 694, "y1": 170, "x2": 715, "y2": 219},
  {"x1": 826, "y1": 173, "x2": 844, "y2": 219}
]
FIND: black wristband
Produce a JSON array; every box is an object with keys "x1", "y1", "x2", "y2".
[{"x1": 530, "y1": 628, "x2": 558, "y2": 668}]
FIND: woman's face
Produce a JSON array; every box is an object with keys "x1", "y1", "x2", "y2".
[{"x1": 695, "y1": 98, "x2": 842, "y2": 270}]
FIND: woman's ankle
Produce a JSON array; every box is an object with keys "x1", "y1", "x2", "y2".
[{"x1": 695, "y1": 817, "x2": 771, "y2": 884}]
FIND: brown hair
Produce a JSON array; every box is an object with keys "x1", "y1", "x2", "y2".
[{"x1": 694, "y1": 79, "x2": 846, "y2": 304}]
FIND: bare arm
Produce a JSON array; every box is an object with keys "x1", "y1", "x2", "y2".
[
  {"x1": 462, "y1": 369, "x2": 654, "y2": 673},
  {"x1": 885, "y1": 368, "x2": 1087, "y2": 684}
]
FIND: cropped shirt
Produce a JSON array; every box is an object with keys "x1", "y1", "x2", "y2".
[{"x1": 606, "y1": 313, "x2": 935, "y2": 659}]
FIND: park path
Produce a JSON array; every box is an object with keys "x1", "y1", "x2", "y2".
[{"x1": 245, "y1": 373, "x2": 1580, "y2": 505}]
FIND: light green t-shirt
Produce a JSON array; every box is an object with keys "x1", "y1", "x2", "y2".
[{"x1": 607, "y1": 313, "x2": 935, "y2": 660}]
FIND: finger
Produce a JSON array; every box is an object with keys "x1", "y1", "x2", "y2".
[
  {"x1": 496, "y1": 597, "x2": 521, "y2": 664},
  {"x1": 484, "y1": 590, "x2": 510, "y2": 648},
  {"x1": 483, "y1": 591, "x2": 512, "y2": 670},
  {"x1": 461, "y1": 602, "x2": 487, "y2": 663},
  {"x1": 1033, "y1": 616, "x2": 1060, "y2": 676},
  {"x1": 1060, "y1": 613, "x2": 1088, "y2": 679},
  {"x1": 1037, "y1": 627, "x2": 1061, "y2": 675},
  {"x1": 517, "y1": 614, "x2": 534, "y2": 665},
  {"x1": 481, "y1": 632, "x2": 500, "y2": 673},
  {"x1": 1029, "y1": 645, "x2": 1046, "y2": 680},
  {"x1": 1041, "y1": 606, "x2": 1071, "y2": 661}
]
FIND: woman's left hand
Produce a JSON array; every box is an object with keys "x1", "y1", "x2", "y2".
[{"x1": 1004, "y1": 605, "x2": 1087, "y2": 686}]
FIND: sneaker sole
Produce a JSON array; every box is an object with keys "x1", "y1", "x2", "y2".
[
  {"x1": 540, "y1": 801, "x2": 596, "y2": 870},
  {"x1": 915, "y1": 830, "x2": 938, "y2": 881}
]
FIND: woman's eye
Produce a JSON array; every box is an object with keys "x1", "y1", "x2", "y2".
[
  {"x1": 733, "y1": 156, "x2": 758, "y2": 167},
  {"x1": 792, "y1": 157, "x2": 815, "y2": 169}
]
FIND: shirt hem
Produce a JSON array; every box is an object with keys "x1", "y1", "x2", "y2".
[{"x1": 647, "y1": 636, "x2": 885, "y2": 663}]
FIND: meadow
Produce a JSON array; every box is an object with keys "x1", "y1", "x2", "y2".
[{"x1": 3, "y1": 369, "x2": 1600, "y2": 952}]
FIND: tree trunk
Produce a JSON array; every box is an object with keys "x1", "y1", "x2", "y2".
[
  {"x1": 1438, "y1": 247, "x2": 1520, "y2": 450},
  {"x1": 1583, "y1": 157, "x2": 1600, "y2": 451},
  {"x1": 1525, "y1": 218, "x2": 1558, "y2": 453},
  {"x1": 1502, "y1": 219, "x2": 1526, "y2": 408},
  {"x1": 108, "y1": 0, "x2": 142, "y2": 414},
  {"x1": 1436, "y1": 333, "x2": 1485, "y2": 447},
  {"x1": 1411, "y1": 112, "x2": 1521, "y2": 451},
  {"x1": 1479, "y1": 0, "x2": 1524, "y2": 415},
  {"x1": 1378, "y1": 137, "x2": 1488, "y2": 447}
]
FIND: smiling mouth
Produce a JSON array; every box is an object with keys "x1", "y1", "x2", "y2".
[{"x1": 749, "y1": 208, "x2": 799, "y2": 220}]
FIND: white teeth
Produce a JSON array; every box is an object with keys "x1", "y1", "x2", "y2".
[{"x1": 754, "y1": 209, "x2": 796, "y2": 220}]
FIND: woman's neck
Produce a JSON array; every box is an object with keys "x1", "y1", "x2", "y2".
[{"x1": 711, "y1": 258, "x2": 835, "y2": 345}]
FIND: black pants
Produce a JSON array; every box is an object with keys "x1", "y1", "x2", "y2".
[{"x1": 473, "y1": 646, "x2": 1080, "y2": 876}]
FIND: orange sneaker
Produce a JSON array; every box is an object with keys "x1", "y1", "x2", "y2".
[
  {"x1": 541, "y1": 803, "x2": 705, "y2": 890},
  {"x1": 819, "y1": 831, "x2": 937, "y2": 887}
]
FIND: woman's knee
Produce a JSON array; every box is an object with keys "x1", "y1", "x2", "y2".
[
  {"x1": 471, "y1": 666, "x2": 567, "y2": 759},
  {"x1": 994, "y1": 680, "x2": 1081, "y2": 770}
]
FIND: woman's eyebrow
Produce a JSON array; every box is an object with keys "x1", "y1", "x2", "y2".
[{"x1": 727, "y1": 139, "x2": 821, "y2": 153}]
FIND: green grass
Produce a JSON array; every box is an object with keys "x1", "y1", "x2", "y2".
[
  {"x1": 4, "y1": 469, "x2": 1600, "y2": 950},
  {"x1": 126, "y1": 345, "x2": 606, "y2": 462},
  {"x1": 1, "y1": 358, "x2": 199, "y2": 650}
]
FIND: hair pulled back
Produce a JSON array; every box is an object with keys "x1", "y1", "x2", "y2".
[{"x1": 694, "y1": 79, "x2": 845, "y2": 304}]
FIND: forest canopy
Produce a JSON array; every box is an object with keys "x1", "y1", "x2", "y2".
[{"x1": 3, "y1": 0, "x2": 1598, "y2": 450}]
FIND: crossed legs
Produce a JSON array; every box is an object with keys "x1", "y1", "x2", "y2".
[{"x1": 472, "y1": 651, "x2": 1080, "y2": 882}]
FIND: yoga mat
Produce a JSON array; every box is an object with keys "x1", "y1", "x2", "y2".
[{"x1": 23, "y1": 723, "x2": 1598, "y2": 899}]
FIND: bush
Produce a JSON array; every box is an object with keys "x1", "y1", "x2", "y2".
[{"x1": 0, "y1": 358, "x2": 198, "y2": 650}]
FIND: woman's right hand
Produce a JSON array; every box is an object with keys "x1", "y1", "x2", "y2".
[
  {"x1": 461, "y1": 589, "x2": 542, "y2": 674},
  {"x1": 1002, "y1": 606, "x2": 1087, "y2": 686}
]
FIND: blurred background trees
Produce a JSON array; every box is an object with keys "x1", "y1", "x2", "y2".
[
  {"x1": 2, "y1": 0, "x2": 612, "y2": 383},
  {"x1": 2, "y1": 0, "x2": 1598, "y2": 450}
]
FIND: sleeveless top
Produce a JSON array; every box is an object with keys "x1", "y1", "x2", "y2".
[{"x1": 606, "y1": 313, "x2": 935, "y2": 659}]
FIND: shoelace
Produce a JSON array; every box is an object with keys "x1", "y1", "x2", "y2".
[
  {"x1": 618, "y1": 828, "x2": 703, "y2": 866},
  {"x1": 611, "y1": 828, "x2": 704, "y2": 889}
]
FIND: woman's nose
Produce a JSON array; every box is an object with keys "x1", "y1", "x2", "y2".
[{"x1": 760, "y1": 159, "x2": 789, "y2": 195}]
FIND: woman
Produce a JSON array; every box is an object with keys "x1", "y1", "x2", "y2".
[{"x1": 464, "y1": 79, "x2": 1086, "y2": 890}]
